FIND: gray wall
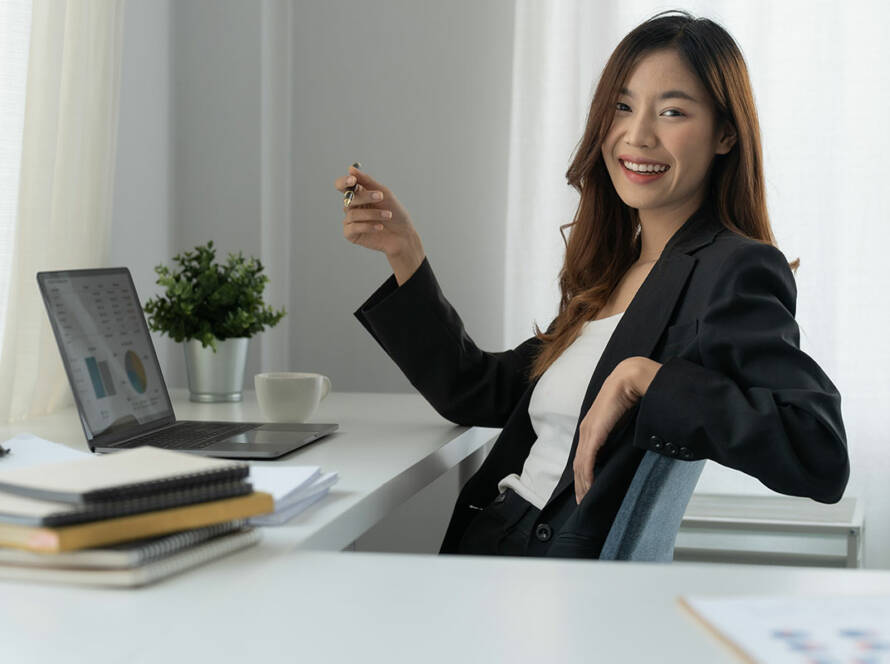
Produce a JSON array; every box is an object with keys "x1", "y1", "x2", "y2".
[
  {"x1": 110, "y1": 0, "x2": 173, "y2": 374},
  {"x1": 289, "y1": 0, "x2": 515, "y2": 392},
  {"x1": 169, "y1": 0, "x2": 264, "y2": 388},
  {"x1": 111, "y1": 0, "x2": 517, "y2": 393}
]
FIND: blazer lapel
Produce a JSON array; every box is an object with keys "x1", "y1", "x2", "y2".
[{"x1": 547, "y1": 201, "x2": 723, "y2": 506}]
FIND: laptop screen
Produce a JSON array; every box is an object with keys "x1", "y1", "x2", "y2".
[{"x1": 37, "y1": 268, "x2": 175, "y2": 443}]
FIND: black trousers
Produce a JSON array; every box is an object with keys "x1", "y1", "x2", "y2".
[{"x1": 456, "y1": 488, "x2": 541, "y2": 556}]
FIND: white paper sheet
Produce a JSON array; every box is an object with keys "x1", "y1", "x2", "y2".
[
  {"x1": 278, "y1": 471, "x2": 338, "y2": 508},
  {"x1": 248, "y1": 487, "x2": 332, "y2": 526},
  {"x1": 247, "y1": 464, "x2": 322, "y2": 503},
  {"x1": 246, "y1": 471, "x2": 338, "y2": 526},
  {"x1": 0, "y1": 433, "x2": 91, "y2": 470},
  {"x1": 680, "y1": 594, "x2": 890, "y2": 663}
]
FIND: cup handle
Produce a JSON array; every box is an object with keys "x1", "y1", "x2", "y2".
[{"x1": 321, "y1": 376, "x2": 331, "y2": 400}]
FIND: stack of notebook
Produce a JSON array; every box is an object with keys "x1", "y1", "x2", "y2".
[{"x1": 0, "y1": 446, "x2": 274, "y2": 587}]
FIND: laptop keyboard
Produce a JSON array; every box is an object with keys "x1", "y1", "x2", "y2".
[{"x1": 107, "y1": 421, "x2": 259, "y2": 450}]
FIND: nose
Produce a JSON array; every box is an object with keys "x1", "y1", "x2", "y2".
[{"x1": 624, "y1": 112, "x2": 657, "y2": 149}]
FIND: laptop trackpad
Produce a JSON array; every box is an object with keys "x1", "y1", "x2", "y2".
[{"x1": 213, "y1": 425, "x2": 334, "y2": 448}]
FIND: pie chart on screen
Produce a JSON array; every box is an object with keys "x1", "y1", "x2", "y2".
[{"x1": 125, "y1": 350, "x2": 147, "y2": 394}]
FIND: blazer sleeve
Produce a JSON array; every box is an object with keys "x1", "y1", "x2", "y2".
[
  {"x1": 353, "y1": 256, "x2": 548, "y2": 428},
  {"x1": 632, "y1": 241, "x2": 849, "y2": 503}
]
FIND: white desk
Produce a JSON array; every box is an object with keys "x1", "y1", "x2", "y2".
[
  {"x1": 3, "y1": 390, "x2": 890, "y2": 663},
  {"x1": 0, "y1": 389, "x2": 498, "y2": 551},
  {"x1": 3, "y1": 549, "x2": 890, "y2": 663}
]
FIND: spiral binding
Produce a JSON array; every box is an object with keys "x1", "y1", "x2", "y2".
[
  {"x1": 110, "y1": 520, "x2": 250, "y2": 564},
  {"x1": 129, "y1": 528, "x2": 262, "y2": 586},
  {"x1": 41, "y1": 481, "x2": 254, "y2": 527},
  {"x1": 79, "y1": 463, "x2": 251, "y2": 503}
]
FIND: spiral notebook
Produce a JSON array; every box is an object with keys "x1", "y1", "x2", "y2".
[
  {"x1": 0, "y1": 491, "x2": 274, "y2": 552},
  {"x1": 0, "y1": 527, "x2": 262, "y2": 587},
  {"x1": 0, "y1": 446, "x2": 250, "y2": 504},
  {"x1": 0, "y1": 520, "x2": 248, "y2": 569},
  {"x1": 0, "y1": 479, "x2": 253, "y2": 527}
]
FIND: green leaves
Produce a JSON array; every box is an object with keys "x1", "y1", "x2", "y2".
[{"x1": 143, "y1": 240, "x2": 286, "y2": 351}]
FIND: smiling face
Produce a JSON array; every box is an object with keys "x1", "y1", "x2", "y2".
[{"x1": 601, "y1": 48, "x2": 736, "y2": 218}]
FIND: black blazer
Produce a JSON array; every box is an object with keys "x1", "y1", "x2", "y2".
[{"x1": 353, "y1": 198, "x2": 849, "y2": 559}]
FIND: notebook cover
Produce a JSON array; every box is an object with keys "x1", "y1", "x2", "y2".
[
  {"x1": 0, "y1": 528, "x2": 262, "y2": 587},
  {"x1": 0, "y1": 446, "x2": 250, "y2": 504},
  {"x1": 0, "y1": 520, "x2": 248, "y2": 569},
  {"x1": 0, "y1": 491, "x2": 274, "y2": 552},
  {"x1": 0, "y1": 479, "x2": 253, "y2": 527}
]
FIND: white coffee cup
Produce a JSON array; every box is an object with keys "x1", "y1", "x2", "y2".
[{"x1": 254, "y1": 372, "x2": 331, "y2": 422}]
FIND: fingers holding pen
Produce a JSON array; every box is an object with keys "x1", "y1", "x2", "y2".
[
  {"x1": 337, "y1": 168, "x2": 391, "y2": 242},
  {"x1": 340, "y1": 161, "x2": 363, "y2": 209},
  {"x1": 352, "y1": 186, "x2": 386, "y2": 207},
  {"x1": 335, "y1": 180, "x2": 385, "y2": 208},
  {"x1": 336, "y1": 164, "x2": 426, "y2": 268},
  {"x1": 339, "y1": 166, "x2": 391, "y2": 205}
]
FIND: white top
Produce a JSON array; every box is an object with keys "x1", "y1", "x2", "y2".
[{"x1": 498, "y1": 311, "x2": 625, "y2": 509}]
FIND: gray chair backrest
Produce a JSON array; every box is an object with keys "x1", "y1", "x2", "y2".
[{"x1": 599, "y1": 451, "x2": 705, "y2": 562}]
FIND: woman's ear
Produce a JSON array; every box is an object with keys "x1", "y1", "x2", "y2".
[{"x1": 716, "y1": 120, "x2": 738, "y2": 155}]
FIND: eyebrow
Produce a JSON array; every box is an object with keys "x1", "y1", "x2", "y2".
[{"x1": 619, "y1": 87, "x2": 699, "y2": 103}]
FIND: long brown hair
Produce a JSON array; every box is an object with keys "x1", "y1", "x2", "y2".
[{"x1": 527, "y1": 8, "x2": 799, "y2": 382}]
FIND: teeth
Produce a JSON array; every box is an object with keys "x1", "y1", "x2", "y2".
[{"x1": 622, "y1": 159, "x2": 668, "y2": 173}]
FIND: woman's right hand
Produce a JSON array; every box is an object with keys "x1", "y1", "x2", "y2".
[{"x1": 335, "y1": 165, "x2": 426, "y2": 285}]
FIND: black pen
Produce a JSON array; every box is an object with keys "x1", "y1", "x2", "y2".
[{"x1": 343, "y1": 161, "x2": 362, "y2": 209}]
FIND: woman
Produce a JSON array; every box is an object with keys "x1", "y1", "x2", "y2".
[{"x1": 335, "y1": 10, "x2": 849, "y2": 558}]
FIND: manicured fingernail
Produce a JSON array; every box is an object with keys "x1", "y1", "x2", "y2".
[
  {"x1": 347, "y1": 177, "x2": 355, "y2": 184},
  {"x1": 372, "y1": 192, "x2": 382, "y2": 200}
]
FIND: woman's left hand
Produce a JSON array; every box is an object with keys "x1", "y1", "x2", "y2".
[{"x1": 574, "y1": 357, "x2": 663, "y2": 505}]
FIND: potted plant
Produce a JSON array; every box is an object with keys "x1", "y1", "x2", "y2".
[{"x1": 144, "y1": 241, "x2": 286, "y2": 402}]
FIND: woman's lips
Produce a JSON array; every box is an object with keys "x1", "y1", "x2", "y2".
[{"x1": 620, "y1": 159, "x2": 669, "y2": 184}]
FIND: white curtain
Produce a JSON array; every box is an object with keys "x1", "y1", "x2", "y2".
[
  {"x1": 0, "y1": 0, "x2": 126, "y2": 422},
  {"x1": 0, "y1": 1, "x2": 32, "y2": 350},
  {"x1": 506, "y1": 0, "x2": 890, "y2": 568}
]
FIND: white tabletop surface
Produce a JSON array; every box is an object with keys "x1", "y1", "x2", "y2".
[
  {"x1": 3, "y1": 548, "x2": 890, "y2": 663},
  {"x1": 3, "y1": 390, "x2": 889, "y2": 663}
]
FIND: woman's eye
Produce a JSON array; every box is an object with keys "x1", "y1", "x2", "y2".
[{"x1": 615, "y1": 102, "x2": 684, "y2": 117}]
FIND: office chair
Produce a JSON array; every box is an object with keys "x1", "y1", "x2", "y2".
[{"x1": 598, "y1": 451, "x2": 706, "y2": 562}]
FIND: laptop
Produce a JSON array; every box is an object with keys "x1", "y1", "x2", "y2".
[{"x1": 36, "y1": 267, "x2": 338, "y2": 459}]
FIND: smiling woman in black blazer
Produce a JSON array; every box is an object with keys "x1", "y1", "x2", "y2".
[{"x1": 337, "y1": 9, "x2": 849, "y2": 559}]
